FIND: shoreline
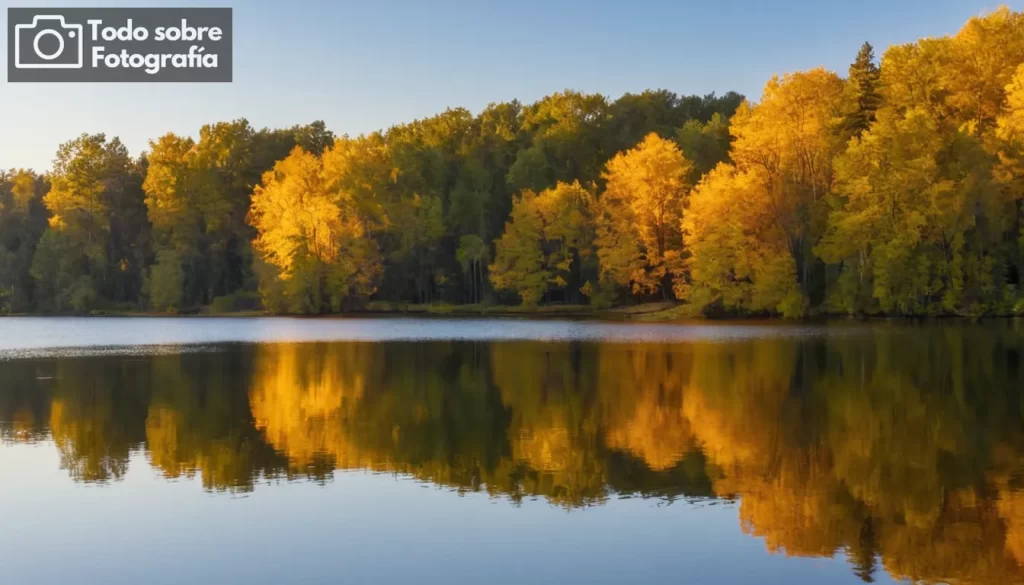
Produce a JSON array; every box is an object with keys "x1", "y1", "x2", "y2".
[{"x1": 2, "y1": 302, "x2": 1022, "y2": 322}]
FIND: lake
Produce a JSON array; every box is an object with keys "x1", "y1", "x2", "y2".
[{"x1": 1, "y1": 317, "x2": 1022, "y2": 585}]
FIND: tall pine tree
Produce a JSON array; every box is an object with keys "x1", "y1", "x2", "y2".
[{"x1": 844, "y1": 42, "x2": 882, "y2": 138}]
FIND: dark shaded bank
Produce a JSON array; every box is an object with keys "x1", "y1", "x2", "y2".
[{"x1": 3, "y1": 301, "x2": 1022, "y2": 322}]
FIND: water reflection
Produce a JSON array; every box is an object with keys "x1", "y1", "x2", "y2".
[{"x1": 1, "y1": 322, "x2": 1023, "y2": 584}]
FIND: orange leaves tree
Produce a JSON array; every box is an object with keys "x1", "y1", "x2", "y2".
[
  {"x1": 683, "y1": 70, "x2": 844, "y2": 317},
  {"x1": 595, "y1": 133, "x2": 693, "y2": 299},
  {"x1": 247, "y1": 146, "x2": 381, "y2": 314}
]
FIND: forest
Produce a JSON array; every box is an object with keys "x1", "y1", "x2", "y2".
[{"x1": 2, "y1": 7, "x2": 1023, "y2": 317}]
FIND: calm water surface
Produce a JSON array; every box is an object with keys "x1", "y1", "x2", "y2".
[{"x1": 1, "y1": 317, "x2": 1022, "y2": 585}]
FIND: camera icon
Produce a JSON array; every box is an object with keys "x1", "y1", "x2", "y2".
[{"x1": 14, "y1": 15, "x2": 84, "y2": 69}]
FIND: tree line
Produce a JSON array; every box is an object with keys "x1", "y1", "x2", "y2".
[{"x1": 2, "y1": 7, "x2": 1023, "y2": 316}]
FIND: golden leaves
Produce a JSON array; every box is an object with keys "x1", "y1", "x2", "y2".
[
  {"x1": 596, "y1": 132, "x2": 692, "y2": 296},
  {"x1": 248, "y1": 144, "x2": 382, "y2": 312}
]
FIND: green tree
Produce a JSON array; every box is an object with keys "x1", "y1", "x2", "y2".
[
  {"x1": 148, "y1": 249, "x2": 186, "y2": 312},
  {"x1": 677, "y1": 113, "x2": 732, "y2": 181},
  {"x1": 33, "y1": 134, "x2": 147, "y2": 312},
  {"x1": 29, "y1": 228, "x2": 81, "y2": 312},
  {"x1": 511, "y1": 91, "x2": 609, "y2": 192},
  {"x1": 456, "y1": 234, "x2": 489, "y2": 304},
  {"x1": 143, "y1": 133, "x2": 203, "y2": 309},
  {"x1": 818, "y1": 108, "x2": 953, "y2": 314},
  {"x1": 0, "y1": 170, "x2": 48, "y2": 312}
]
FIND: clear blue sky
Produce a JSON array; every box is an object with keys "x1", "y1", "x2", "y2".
[{"x1": 2, "y1": 0, "x2": 1021, "y2": 171}]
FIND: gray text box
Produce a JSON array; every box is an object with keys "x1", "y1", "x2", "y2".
[{"x1": 8, "y1": 7, "x2": 232, "y2": 82}]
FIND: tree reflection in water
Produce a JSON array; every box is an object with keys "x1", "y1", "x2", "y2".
[{"x1": 1, "y1": 321, "x2": 1022, "y2": 584}]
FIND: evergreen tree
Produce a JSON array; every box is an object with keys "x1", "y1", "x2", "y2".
[{"x1": 844, "y1": 42, "x2": 882, "y2": 138}]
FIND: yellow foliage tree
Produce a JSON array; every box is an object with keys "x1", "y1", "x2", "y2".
[
  {"x1": 248, "y1": 146, "x2": 382, "y2": 313},
  {"x1": 683, "y1": 70, "x2": 843, "y2": 316},
  {"x1": 490, "y1": 180, "x2": 594, "y2": 305},
  {"x1": 683, "y1": 164, "x2": 805, "y2": 316},
  {"x1": 882, "y1": 7, "x2": 1024, "y2": 135},
  {"x1": 596, "y1": 132, "x2": 692, "y2": 298},
  {"x1": 998, "y1": 65, "x2": 1024, "y2": 159},
  {"x1": 730, "y1": 70, "x2": 845, "y2": 295}
]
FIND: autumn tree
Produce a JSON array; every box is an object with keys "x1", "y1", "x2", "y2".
[
  {"x1": 142, "y1": 121, "x2": 258, "y2": 310},
  {"x1": 942, "y1": 8, "x2": 1024, "y2": 134},
  {"x1": 684, "y1": 164, "x2": 805, "y2": 316},
  {"x1": 683, "y1": 70, "x2": 844, "y2": 315},
  {"x1": 997, "y1": 65, "x2": 1024, "y2": 183},
  {"x1": 490, "y1": 181, "x2": 595, "y2": 305},
  {"x1": 248, "y1": 146, "x2": 382, "y2": 313},
  {"x1": 596, "y1": 132, "x2": 693, "y2": 298},
  {"x1": 996, "y1": 65, "x2": 1024, "y2": 295}
]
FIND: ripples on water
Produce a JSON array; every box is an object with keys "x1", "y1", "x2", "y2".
[{"x1": 0, "y1": 317, "x2": 1022, "y2": 585}]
